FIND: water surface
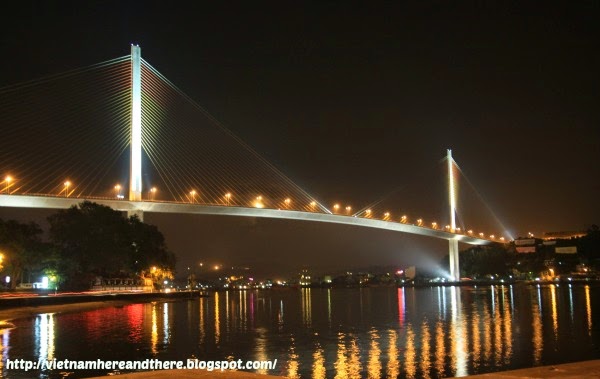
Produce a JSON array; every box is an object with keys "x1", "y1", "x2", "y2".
[{"x1": 1, "y1": 284, "x2": 598, "y2": 378}]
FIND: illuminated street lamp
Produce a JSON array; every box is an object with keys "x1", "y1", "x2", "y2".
[
  {"x1": 490, "y1": 235, "x2": 495, "y2": 240},
  {"x1": 114, "y1": 184, "x2": 121, "y2": 198},
  {"x1": 467, "y1": 230, "x2": 473, "y2": 235},
  {"x1": 189, "y1": 190, "x2": 197, "y2": 203},
  {"x1": 500, "y1": 237, "x2": 505, "y2": 242},
  {"x1": 333, "y1": 204, "x2": 340, "y2": 213},
  {"x1": 63, "y1": 181, "x2": 71, "y2": 197},
  {"x1": 284, "y1": 198, "x2": 291, "y2": 208},
  {"x1": 479, "y1": 232, "x2": 484, "y2": 238},
  {"x1": 345, "y1": 205, "x2": 352, "y2": 214},
  {"x1": 431, "y1": 222, "x2": 438, "y2": 229},
  {"x1": 4, "y1": 176, "x2": 12, "y2": 194},
  {"x1": 224, "y1": 192, "x2": 232, "y2": 206},
  {"x1": 400, "y1": 215, "x2": 407, "y2": 223},
  {"x1": 417, "y1": 218, "x2": 423, "y2": 226},
  {"x1": 0, "y1": 252, "x2": 4, "y2": 270},
  {"x1": 365, "y1": 209, "x2": 372, "y2": 217},
  {"x1": 309, "y1": 201, "x2": 317, "y2": 211},
  {"x1": 149, "y1": 187, "x2": 157, "y2": 200},
  {"x1": 254, "y1": 196, "x2": 264, "y2": 208}
]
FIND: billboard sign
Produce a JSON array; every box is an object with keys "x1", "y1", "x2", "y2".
[{"x1": 555, "y1": 246, "x2": 577, "y2": 254}]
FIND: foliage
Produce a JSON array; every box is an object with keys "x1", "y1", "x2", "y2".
[
  {"x1": 0, "y1": 218, "x2": 45, "y2": 289},
  {"x1": 458, "y1": 243, "x2": 515, "y2": 278},
  {"x1": 47, "y1": 201, "x2": 176, "y2": 290},
  {"x1": 579, "y1": 225, "x2": 600, "y2": 267}
]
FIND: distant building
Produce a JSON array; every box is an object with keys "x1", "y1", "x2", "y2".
[{"x1": 543, "y1": 231, "x2": 587, "y2": 240}]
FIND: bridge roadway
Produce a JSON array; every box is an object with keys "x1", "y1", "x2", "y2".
[{"x1": 0, "y1": 194, "x2": 490, "y2": 245}]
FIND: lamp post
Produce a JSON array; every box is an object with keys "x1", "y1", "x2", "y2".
[
  {"x1": 64, "y1": 181, "x2": 71, "y2": 197},
  {"x1": 4, "y1": 176, "x2": 12, "y2": 194}
]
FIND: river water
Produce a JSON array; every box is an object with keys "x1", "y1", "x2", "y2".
[{"x1": 1, "y1": 284, "x2": 598, "y2": 378}]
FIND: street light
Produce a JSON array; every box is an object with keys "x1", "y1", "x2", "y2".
[
  {"x1": 254, "y1": 196, "x2": 264, "y2": 208},
  {"x1": 383, "y1": 212, "x2": 390, "y2": 220},
  {"x1": 431, "y1": 222, "x2": 438, "y2": 229},
  {"x1": 345, "y1": 205, "x2": 352, "y2": 214},
  {"x1": 400, "y1": 215, "x2": 407, "y2": 223},
  {"x1": 4, "y1": 176, "x2": 12, "y2": 194},
  {"x1": 224, "y1": 192, "x2": 232, "y2": 206},
  {"x1": 309, "y1": 201, "x2": 317, "y2": 211},
  {"x1": 365, "y1": 209, "x2": 372, "y2": 217},
  {"x1": 149, "y1": 187, "x2": 157, "y2": 200},
  {"x1": 417, "y1": 218, "x2": 423, "y2": 226},
  {"x1": 64, "y1": 181, "x2": 71, "y2": 197},
  {"x1": 333, "y1": 204, "x2": 340, "y2": 213},
  {"x1": 189, "y1": 190, "x2": 197, "y2": 203},
  {"x1": 284, "y1": 198, "x2": 291, "y2": 208},
  {"x1": 114, "y1": 184, "x2": 121, "y2": 198}
]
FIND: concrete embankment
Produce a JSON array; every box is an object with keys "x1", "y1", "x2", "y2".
[
  {"x1": 85, "y1": 360, "x2": 600, "y2": 379},
  {"x1": 449, "y1": 359, "x2": 600, "y2": 378}
]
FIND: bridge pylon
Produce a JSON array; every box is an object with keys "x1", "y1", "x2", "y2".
[
  {"x1": 129, "y1": 44, "x2": 142, "y2": 203},
  {"x1": 128, "y1": 45, "x2": 143, "y2": 221},
  {"x1": 447, "y1": 149, "x2": 460, "y2": 281}
]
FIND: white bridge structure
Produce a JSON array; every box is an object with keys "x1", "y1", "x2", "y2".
[{"x1": 0, "y1": 45, "x2": 505, "y2": 281}]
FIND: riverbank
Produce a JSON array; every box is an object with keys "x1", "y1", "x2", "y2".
[
  {"x1": 453, "y1": 359, "x2": 600, "y2": 378},
  {"x1": 0, "y1": 291, "x2": 205, "y2": 324},
  {"x1": 85, "y1": 359, "x2": 600, "y2": 378}
]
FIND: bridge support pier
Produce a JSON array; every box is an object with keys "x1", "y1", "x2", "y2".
[{"x1": 449, "y1": 239, "x2": 459, "y2": 281}]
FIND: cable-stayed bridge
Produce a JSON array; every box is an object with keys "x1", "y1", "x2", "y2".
[{"x1": 0, "y1": 45, "x2": 509, "y2": 281}]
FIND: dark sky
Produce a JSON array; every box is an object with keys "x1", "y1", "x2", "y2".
[{"x1": 1, "y1": 1, "x2": 598, "y2": 277}]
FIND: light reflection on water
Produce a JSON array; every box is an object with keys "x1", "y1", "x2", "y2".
[{"x1": 1, "y1": 284, "x2": 598, "y2": 378}]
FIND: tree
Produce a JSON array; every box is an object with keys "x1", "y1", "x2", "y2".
[
  {"x1": 0, "y1": 219, "x2": 45, "y2": 289},
  {"x1": 47, "y1": 201, "x2": 176, "y2": 290}
]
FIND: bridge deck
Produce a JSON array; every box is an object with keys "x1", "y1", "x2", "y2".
[{"x1": 0, "y1": 194, "x2": 491, "y2": 245}]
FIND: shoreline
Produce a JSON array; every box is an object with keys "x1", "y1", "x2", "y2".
[{"x1": 0, "y1": 291, "x2": 205, "y2": 324}]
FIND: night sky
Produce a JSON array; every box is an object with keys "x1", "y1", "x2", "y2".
[{"x1": 1, "y1": 1, "x2": 598, "y2": 277}]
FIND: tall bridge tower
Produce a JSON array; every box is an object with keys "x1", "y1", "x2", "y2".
[
  {"x1": 129, "y1": 44, "x2": 142, "y2": 202},
  {"x1": 447, "y1": 149, "x2": 460, "y2": 281}
]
